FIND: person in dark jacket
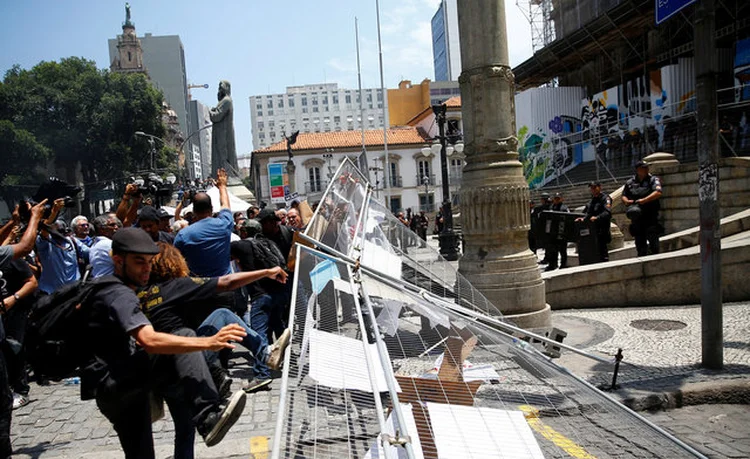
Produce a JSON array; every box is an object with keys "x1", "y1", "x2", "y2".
[
  {"x1": 622, "y1": 160, "x2": 663, "y2": 256},
  {"x1": 544, "y1": 193, "x2": 570, "y2": 271},
  {"x1": 576, "y1": 182, "x2": 613, "y2": 262}
]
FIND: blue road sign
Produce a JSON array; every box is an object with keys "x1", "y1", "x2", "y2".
[{"x1": 656, "y1": 0, "x2": 696, "y2": 25}]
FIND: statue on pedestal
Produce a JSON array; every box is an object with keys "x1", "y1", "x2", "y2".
[{"x1": 210, "y1": 80, "x2": 238, "y2": 177}]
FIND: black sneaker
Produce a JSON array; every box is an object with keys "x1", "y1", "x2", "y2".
[
  {"x1": 267, "y1": 328, "x2": 291, "y2": 371},
  {"x1": 200, "y1": 390, "x2": 247, "y2": 447},
  {"x1": 242, "y1": 377, "x2": 272, "y2": 393}
]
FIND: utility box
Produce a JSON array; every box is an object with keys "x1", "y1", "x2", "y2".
[
  {"x1": 576, "y1": 220, "x2": 602, "y2": 265},
  {"x1": 538, "y1": 211, "x2": 584, "y2": 246}
]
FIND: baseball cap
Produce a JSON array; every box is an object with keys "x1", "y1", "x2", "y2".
[
  {"x1": 540, "y1": 192, "x2": 551, "y2": 199},
  {"x1": 241, "y1": 218, "x2": 262, "y2": 235},
  {"x1": 112, "y1": 227, "x2": 160, "y2": 255},
  {"x1": 256, "y1": 208, "x2": 281, "y2": 222},
  {"x1": 138, "y1": 205, "x2": 160, "y2": 223},
  {"x1": 157, "y1": 208, "x2": 173, "y2": 219},
  {"x1": 635, "y1": 160, "x2": 649, "y2": 169},
  {"x1": 554, "y1": 192, "x2": 563, "y2": 198},
  {"x1": 588, "y1": 181, "x2": 601, "y2": 187}
]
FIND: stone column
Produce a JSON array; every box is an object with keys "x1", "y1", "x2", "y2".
[{"x1": 456, "y1": 1, "x2": 550, "y2": 328}]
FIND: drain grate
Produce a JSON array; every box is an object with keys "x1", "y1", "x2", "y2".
[{"x1": 630, "y1": 319, "x2": 687, "y2": 331}]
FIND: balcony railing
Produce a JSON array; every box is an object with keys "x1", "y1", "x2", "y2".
[
  {"x1": 387, "y1": 175, "x2": 403, "y2": 188},
  {"x1": 304, "y1": 180, "x2": 328, "y2": 194},
  {"x1": 416, "y1": 174, "x2": 436, "y2": 186}
]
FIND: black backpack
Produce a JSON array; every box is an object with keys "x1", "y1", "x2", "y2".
[
  {"x1": 26, "y1": 276, "x2": 120, "y2": 381},
  {"x1": 248, "y1": 236, "x2": 286, "y2": 270}
]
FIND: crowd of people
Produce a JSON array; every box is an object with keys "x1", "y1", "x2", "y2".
[{"x1": 0, "y1": 169, "x2": 302, "y2": 459}]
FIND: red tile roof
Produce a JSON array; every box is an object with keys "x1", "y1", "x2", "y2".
[
  {"x1": 254, "y1": 127, "x2": 428, "y2": 153},
  {"x1": 444, "y1": 96, "x2": 461, "y2": 107}
]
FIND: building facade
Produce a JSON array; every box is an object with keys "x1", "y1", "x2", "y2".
[
  {"x1": 249, "y1": 83, "x2": 386, "y2": 150},
  {"x1": 251, "y1": 97, "x2": 466, "y2": 214},
  {"x1": 388, "y1": 79, "x2": 460, "y2": 127},
  {"x1": 188, "y1": 100, "x2": 212, "y2": 179},
  {"x1": 431, "y1": 0, "x2": 461, "y2": 82},
  {"x1": 108, "y1": 32, "x2": 190, "y2": 140}
]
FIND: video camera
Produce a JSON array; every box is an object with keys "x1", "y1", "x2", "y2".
[
  {"x1": 17, "y1": 177, "x2": 81, "y2": 223},
  {"x1": 128, "y1": 173, "x2": 173, "y2": 198}
]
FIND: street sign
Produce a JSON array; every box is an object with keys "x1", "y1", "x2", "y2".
[
  {"x1": 656, "y1": 0, "x2": 696, "y2": 25},
  {"x1": 284, "y1": 191, "x2": 299, "y2": 202},
  {"x1": 268, "y1": 163, "x2": 290, "y2": 204}
]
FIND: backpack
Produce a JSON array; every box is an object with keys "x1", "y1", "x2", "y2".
[
  {"x1": 26, "y1": 276, "x2": 120, "y2": 381},
  {"x1": 248, "y1": 236, "x2": 286, "y2": 270}
]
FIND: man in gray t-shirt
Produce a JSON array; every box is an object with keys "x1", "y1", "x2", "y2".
[{"x1": 0, "y1": 200, "x2": 47, "y2": 270}]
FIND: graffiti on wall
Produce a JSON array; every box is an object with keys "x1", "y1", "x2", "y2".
[{"x1": 518, "y1": 114, "x2": 582, "y2": 188}]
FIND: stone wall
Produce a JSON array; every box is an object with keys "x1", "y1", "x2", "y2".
[{"x1": 544, "y1": 236, "x2": 750, "y2": 309}]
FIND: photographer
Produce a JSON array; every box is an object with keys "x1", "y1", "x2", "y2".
[
  {"x1": 35, "y1": 198, "x2": 90, "y2": 295},
  {"x1": 116, "y1": 184, "x2": 143, "y2": 228}
]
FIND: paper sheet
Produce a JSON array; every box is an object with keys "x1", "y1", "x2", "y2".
[
  {"x1": 426, "y1": 403, "x2": 545, "y2": 459},
  {"x1": 308, "y1": 328, "x2": 401, "y2": 393},
  {"x1": 364, "y1": 403, "x2": 424, "y2": 459},
  {"x1": 432, "y1": 354, "x2": 501, "y2": 382}
]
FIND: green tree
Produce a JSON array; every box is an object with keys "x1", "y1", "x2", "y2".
[
  {"x1": 0, "y1": 120, "x2": 50, "y2": 205},
  {"x1": 0, "y1": 57, "x2": 172, "y2": 201}
]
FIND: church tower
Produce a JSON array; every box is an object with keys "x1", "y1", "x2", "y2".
[{"x1": 110, "y1": 3, "x2": 147, "y2": 75}]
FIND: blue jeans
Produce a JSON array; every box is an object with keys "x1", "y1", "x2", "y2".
[
  {"x1": 196, "y1": 308, "x2": 270, "y2": 380},
  {"x1": 245, "y1": 292, "x2": 288, "y2": 379}
]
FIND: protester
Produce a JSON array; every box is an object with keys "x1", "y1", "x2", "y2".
[
  {"x1": 275, "y1": 209, "x2": 288, "y2": 226},
  {"x1": 81, "y1": 228, "x2": 248, "y2": 459},
  {"x1": 415, "y1": 210, "x2": 429, "y2": 242},
  {"x1": 576, "y1": 182, "x2": 613, "y2": 262},
  {"x1": 158, "y1": 208, "x2": 173, "y2": 234},
  {"x1": 143, "y1": 243, "x2": 290, "y2": 396},
  {"x1": 231, "y1": 218, "x2": 290, "y2": 379},
  {"x1": 90, "y1": 213, "x2": 123, "y2": 278},
  {"x1": 286, "y1": 208, "x2": 304, "y2": 230},
  {"x1": 35, "y1": 199, "x2": 89, "y2": 294},
  {"x1": 0, "y1": 200, "x2": 46, "y2": 458},
  {"x1": 70, "y1": 215, "x2": 94, "y2": 247},
  {"x1": 137, "y1": 206, "x2": 174, "y2": 244},
  {"x1": 623, "y1": 160, "x2": 663, "y2": 256}
]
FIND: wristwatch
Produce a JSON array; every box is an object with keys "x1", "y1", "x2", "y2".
[{"x1": 13, "y1": 293, "x2": 20, "y2": 302}]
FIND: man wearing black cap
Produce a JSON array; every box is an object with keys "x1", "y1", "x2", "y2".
[
  {"x1": 576, "y1": 182, "x2": 613, "y2": 262},
  {"x1": 157, "y1": 208, "x2": 173, "y2": 234},
  {"x1": 82, "y1": 227, "x2": 248, "y2": 458},
  {"x1": 623, "y1": 160, "x2": 663, "y2": 256},
  {"x1": 137, "y1": 205, "x2": 174, "y2": 244}
]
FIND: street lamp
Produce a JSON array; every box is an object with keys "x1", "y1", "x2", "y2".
[
  {"x1": 135, "y1": 131, "x2": 163, "y2": 170},
  {"x1": 421, "y1": 174, "x2": 430, "y2": 211},
  {"x1": 430, "y1": 103, "x2": 463, "y2": 261}
]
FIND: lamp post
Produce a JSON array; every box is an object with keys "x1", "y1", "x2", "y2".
[
  {"x1": 284, "y1": 131, "x2": 300, "y2": 196},
  {"x1": 135, "y1": 131, "x2": 163, "y2": 170},
  {"x1": 421, "y1": 103, "x2": 462, "y2": 261}
]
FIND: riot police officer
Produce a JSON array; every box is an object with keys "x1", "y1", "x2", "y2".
[
  {"x1": 576, "y1": 182, "x2": 613, "y2": 262},
  {"x1": 545, "y1": 193, "x2": 570, "y2": 271},
  {"x1": 529, "y1": 193, "x2": 552, "y2": 261},
  {"x1": 622, "y1": 160, "x2": 663, "y2": 256}
]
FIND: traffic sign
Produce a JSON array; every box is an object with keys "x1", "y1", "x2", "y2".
[{"x1": 656, "y1": 0, "x2": 696, "y2": 25}]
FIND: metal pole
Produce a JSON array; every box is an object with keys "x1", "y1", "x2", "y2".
[
  {"x1": 695, "y1": 0, "x2": 722, "y2": 369},
  {"x1": 433, "y1": 104, "x2": 459, "y2": 260},
  {"x1": 375, "y1": 0, "x2": 391, "y2": 212}
]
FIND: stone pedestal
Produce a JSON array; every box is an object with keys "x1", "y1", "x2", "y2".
[{"x1": 456, "y1": 2, "x2": 550, "y2": 328}]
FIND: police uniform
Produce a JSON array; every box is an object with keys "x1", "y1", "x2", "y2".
[
  {"x1": 583, "y1": 191, "x2": 613, "y2": 262},
  {"x1": 623, "y1": 173, "x2": 663, "y2": 256},
  {"x1": 545, "y1": 200, "x2": 570, "y2": 270}
]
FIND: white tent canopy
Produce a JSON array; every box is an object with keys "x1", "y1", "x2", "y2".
[{"x1": 182, "y1": 186, "x2": 250, "y2": 214}]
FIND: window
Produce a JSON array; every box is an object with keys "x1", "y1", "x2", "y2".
[
  {"x1": 257, "y1": 122, "x2": 264, "y2": 131},
  {"x1": 128, "y1": 51, "x2": 132, "y2": 62},
  {"x1": 367, "y1": 93, "x2": 372, "y2": 103},
  {"x1": 288, "y1": 97, "x2": 295, "y2": 107},
  {"x1": 268, "y1": 121, "x2": 275, "y2": 129},
  {"x1": 419, "y1": 194, "x2": 435, "y2": 213},
  {"x1": 301, "y1": 97, "x2": 307, "y2": 106},
  {"x1": 345, "y1": 94, "x2": 352, "y2": 104},
  {"x1": 308, "y1": 167, "x2": 322, "y2": 192},
  {"x1": 333, "y1": 95, "x2": 339, "y2": 104},
  {"x1": 258, "y1": 110, "x2": 263, "y2": 117},
  {"x1": 322, "y1": 96, "x2": 328, "y2": 105},
  {"x1": 268, "y1": 110, "x2": 274, "y2": 116},
  {"x1": 418, "y1": 159, "x2": 431, "y2": 182},
  {"x1": 277, "y1": 99, "x2": 284, "y2": 108},
  {"x1": 302, "y1": 107, "x2": 308, "y2": 113},
  {"x1": 313, "y1": 107, "x2": 319, "y2": 112},
  {"x1": 334, "y1": 116, "x2": 340, "y2": 123},
  {"x1": 256, "y1": 102, "x2": 262, "y2": 110},
  {"x1": 267, "y1": 99, "x2": 273, "y2": 109},
  {"x1": 312, "y1": 97, "x2": 318, "y2": 106},
  {"x1": 377, "y1": 91, "x2": 383, "y2": 101},
  {"x1": 389, "y1": 162, "x2": 399, "y2": 187},
  {"x1": 259, "y1": 133, "x2": 265, "y2": 139}
]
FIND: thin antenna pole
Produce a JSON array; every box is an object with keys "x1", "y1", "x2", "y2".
[
  {"x1": 375, "y1": 0, "x2": 391, "y2": 211},
  {"x1": 356, "y1": 18, "x2": 366, "y2": 160}
]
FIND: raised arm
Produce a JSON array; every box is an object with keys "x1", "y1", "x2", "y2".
[
  {"x1": 0, "y1": 206, "x2": 20, "y2": 243},
  {"x1": 132, "y1": 323, "x2": 247, "y2": 354},
  {"x1": 216, "y1": 168, "x2": 230, "y2": 210},
  {"x1": 215, "y1": 266, "x2": 287, "y2": 292},
  {"x1": 11, "y1": 200, "x2": 47, "y2": 260}
]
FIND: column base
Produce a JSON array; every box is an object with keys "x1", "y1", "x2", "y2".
[{"x1": 502, "y1": 303, "x2": 552, "y2": 330}]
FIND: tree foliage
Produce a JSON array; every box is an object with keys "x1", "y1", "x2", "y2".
[{"x1": 0, "y1": 57, "x2": 173, "y2": 191}]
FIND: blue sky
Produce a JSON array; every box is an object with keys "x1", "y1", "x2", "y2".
[{"x1": 0, "y1": 0, "x2": 533, "y2": 157}]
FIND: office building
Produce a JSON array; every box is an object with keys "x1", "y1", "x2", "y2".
[
  {"x1": 188, "y1": 100, "x2": 212, "y2": 179},
  {"x1": 431, "y1": 0, "x2": 461, "y2": 81},
  {"x1": 249, "y1": 83, "x2": 386, "y2": 150}
]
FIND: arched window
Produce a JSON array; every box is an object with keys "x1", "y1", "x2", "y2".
[{"x1": 417, "y1": 159, "x2": 432, "y2": 185}]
